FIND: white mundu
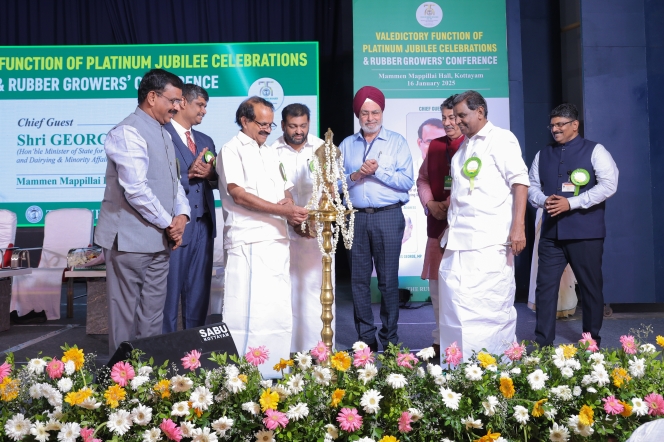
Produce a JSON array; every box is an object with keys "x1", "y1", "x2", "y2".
[
  {"x1": 273, "y1": 133, "x2": 336, "y2": 353},
  {"x1": 439, "y1": 121, "x2": 529, "y2": 362},
  {"x1": 218, "y1": 131, "x2": 293, "y2": 378}
]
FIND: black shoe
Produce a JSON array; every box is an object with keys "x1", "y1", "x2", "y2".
[
  {"x1": 10, "y1": 310, "x2": 47, "y2": 324},
  {"x1": 368, "y1": 342, "x2": 379, "y2": 353}
]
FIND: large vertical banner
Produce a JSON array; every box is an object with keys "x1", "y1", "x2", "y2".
[
  {"x1": 353, "y1": 0, "x2": 509, "y2": 301},
  {"x1": 0, "y1": 42, "x2": 319, "y2": 226}
]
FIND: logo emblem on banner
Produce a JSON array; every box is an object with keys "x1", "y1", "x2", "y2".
[
  {"x1": 416, "y1": 3, "x2": 443, "y2": 28},
  {"x1": 26, "y1": 205, "x2": 44, "y2": 223},
  {"x1": 248, "y1": 77, "x2": 284, "y2": 110}
]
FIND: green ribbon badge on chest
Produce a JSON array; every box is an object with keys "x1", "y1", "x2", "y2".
[
  {"x1": 570, "y1": 168, "x2": 590, "y2": 196},
  {"x1": 463, "y1": 156, "x2": 482, "y2": 192},
  {"x1": 279, "y1": 162, "x2": 288, "y2": 182}
]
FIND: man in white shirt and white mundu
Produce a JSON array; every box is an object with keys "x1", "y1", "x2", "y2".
[
  {"x1": 217, "y1": 96, "x2": 309, "y2": 377},
  {"x1": 438, "y1": 90, "x2": 529, "y2": 361},
  {"x1": 272, "y1": 103, "x2": 332, "y2": 353}
]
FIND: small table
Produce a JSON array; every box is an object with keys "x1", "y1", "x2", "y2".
[
  {"x1": 0, "y1": 268, "x2": 33, "y2": 332},
  {"x1": 64, "y1": 270, "x2": 107, "y2": 334}
]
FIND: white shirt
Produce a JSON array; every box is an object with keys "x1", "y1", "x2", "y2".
[
  {"x1": 218, "y1": 131, "x2": 294, "y2": 249},
  {"x1": 528, "y1": 141, "x2": 618, "y2": 210},
  {"x1": 170, "y1": 118, "x2": 195, "y2": 146},
  {"x1": 443, "y1": 121, "x2": 530, "y2": 251},
  {"x1": 104, "y1": 125, "x2": 190, "y2": 230}
]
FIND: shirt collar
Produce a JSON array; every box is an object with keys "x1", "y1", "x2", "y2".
[
  {"x1": 354, "y1": 126, "x2": 387, "y2": 142},
  {"x1": 275, "y1": 134, "x2": 316, "y2": 153},
  {"x1": 237, "y1": 130, "x2": 263, "y2": 148},
  {"x1": 468, "y1": 121, "x2": 494, "y2": 141},
  {"x1": 170, "y1": 118, "x2": 192, "y2": 138}
]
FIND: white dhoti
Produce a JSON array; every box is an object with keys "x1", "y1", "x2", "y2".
[
  {"x1": 224, "y1": 239, "x2": 292, "y2": 378},
  {"x1": 438, "y1": 244, "x2": 517, "y2": 362},
  {"x1": 289, "y1": 235, "x2": 335, "y2": 353}
]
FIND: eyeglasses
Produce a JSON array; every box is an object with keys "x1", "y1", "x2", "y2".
[
  {"x1": 547, "y1": 120, "x2": 576, "y2": 131},
  {"x1": 155, "y1": 92, "x2": 183, "y2": 106},
  {"x1": 359, "y1": 110, "x2": 382, "y2": 118},
  {"x1": 252, "y1": 120, "x2": 277, "y2": 130}
]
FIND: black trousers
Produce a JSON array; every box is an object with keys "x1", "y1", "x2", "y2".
[{"x1": 534, "y1": 237, "x2": 604, "y2": 347}]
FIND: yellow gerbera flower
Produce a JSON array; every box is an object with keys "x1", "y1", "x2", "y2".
[
  {"x1": 273, "y1": 358, "x2": 294, "y2": 372},
  {"x1": 153, "y1": 379, "x2": 171, "y2": 399},
  {"x1": 378, "y1": 436, "x2": 399, "y2": 442},
  {"x1": 612, "y1": 367, "x2": 631, "y2": 388},
  {"x1": 499, "y1": 377, "x2": 515, "y2": 399},
  {"x1": 330, "y1": 388, "x2": 345, "y2": 407},
  {"x1": 62, "y1": 347, "x2": 85, "y2": 371},
  {"x1": 260, "y1": 388, "x2": 279, "y2": 412},
  {"x1": 64, "y1": 387, "x2": 93, "y2": 406},
  {"x1": 477, "y1": 352, "x2": 496, "y2": 368},
  {"x1": 656, "y1": 335, "x2": 664, "y2": 348},
  {"x1": 532, "y1": 398, "x2": 547, "y2": 417},
  {"x1": 331, "y1": 351, "x2": 352, "y2": 372},
  {"x1": 474, "y1": 429, "x2": 501, "y2": 442},
  {"x1": 560, "y1": 344, "x2": 577, "y2": 359},
  {"x1": 104, "y1": 384, "x2": 126, "y2": 408},
  {"x1": 0, "y1": 377, "x2": 20, "y2": 401},
  {"x1": 619, "y1": 400, "x2": 633, "y2": 417},
  {"x1": 238, "y1": 374, "x2": 248, "y2": 383},
  {"x1": 579, "y1": 405, "x2": 594, "y2": 426}
]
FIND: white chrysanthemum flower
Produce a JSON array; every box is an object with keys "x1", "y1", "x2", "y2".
[
  {"x1": 632, "y1": 397, "x2": 649, "y2": 416},
  {"x1": 513, "y1": 405, "x2": 530, "y2": 424},
  {"x1": 5, "y1": 414, "x2": 31, "y2": 441},
  {"x1": 495, "y1": 438, "x2": 508, "y2": 442},
  {"x1": 172, "y1": 401, "x2": 190, "y2": 417},
  {"x1": 565, "y1": 358, "x2": 581, "y2": 371},
  {"x1": 560, "y1": 367, "x2": 574, "y2": 378},
  {"x1": 360, "y1": 389, "x2": 383, "y2": 414},
  {"x1": 224, "y1": 364, "x2": 240, "y2": 378},
  {"x1": 211, "y1": 416, "x2": 234, "y2": 436},
  {"x1": 286, "y1": 402, "x2": 310, "y2": 421},
  {"x1": 28, "y1": 358, "x2": 47, "y2": 375},
  {"x1": 190, "y1": 386, "x2": 213, "y2": 410},
  {"x1": 352, "y1": 341, "x2": 368, "y2": 351},
  {"x1": 427, "y1": 363, "x2": 443, "y2": 377},
  {"x1": 130, "y1": 375, "x2": 149, "y2": 390},
  {"x1": 434, "y1": 374, "x2": 447, "y2": 385},
  {"x1": 29, "y1": 383, "x2": 44, "y2": 399},
  {"x1": 482, "y1": 395, "x2": 499, "y2": 416},
  {"x1": 465, "y1": 364, "x2": 483, "y2": 381},
  {"x1": 486, "y1": 364, "x2": 498, "y2": 372},
  {"x1": 441, "y1": 439, "x2": 454, "y2": 442},
  {"x1": 30, "y1": 421, "x2": 49, "y2": 442},
  {"x1": 588, "y1": 353, "x2": 604, "y2": 365},
  {"x1": 523, "y1": 356, "x2": 540, "y2": 365},
  {"x1": 591, "y1": 367, "x2": 610, "y2": 386},
  {"x1": 313, "y1": 366, "x2": 332, "y2": 386},
  {"x1": 386, "y1": 373, "x2": 407, "y2": 389},
  {"x1": 142, "y1": 428, "x2": 161, "y2": 442},
  {"x1": 48, "y1": 406, "x2": 63, "y2": 420},
  {"x1": 552, "y1": 348, "x2": 566, "y2": 368},
  {"x1": 255, "y1": 429, "x2": 275, "y2": 442},
  {"x1": 64, "y1": 360, "x2": 76, "y2": 375},
  {"x1": 550, "y1": 385, "x2": 573, "y2": 401},
  {"x1": 107, "y1": 410, "x2": 132, "y2": 436},
  {"x1": 510, "y1": 367, "x2": 522, "y2": 375},
  {"x1": 44, "y1": 388, "x2": 63, "y2": 408},
  {"x1": 567, "y1": 415, "x2": 594, "y2": 437},
  {"x1": 544, "y1": 407, "x2": 558, "y2": 420},
  {"x1": 273, "y1": 384, "x2": 290, "y2": 400},
  {"x1": 461, "y1": 416, "x2": 483, "y2": 430},
  {"x1": 295, "y1": 352, "x2": 312, "y2": 369},
  {"x1": 416, "y1": 366, "x2": 426, "y2": 378},
  {"x1": 57, "y1": 377, "x2": 73, "y2": 393},
  {"x1": 57, "y1": 422, "x2": 81, "y2": 442},
  {"x1": 180, "y1": 421, "x2": 195, "y2": 438},
  {"x1": 226, "y1": 376, "x2": 246, "y2": 394},
  {"x1": 171, "y1": 375, "x2": 194, "y2": 393},
  {"x1": 408, "y1": 407, "x2": 423, "y2": 422},
  {"x1": 138, "y1": 366, "x2": 153, "y2": 376},
  {"x1": 527, "y1": 369, "x2": 549, "y2": 390},
  {"x1": 586, "y1": 387, "x2": 597, "y2": 393},
  {"x1": 549, "y1": 422, "x2": 570, "y2": 442},
  {"x1": 131, "y1": 404, "x2": 152, "y2": 425},
  {"x1": 439, "y1": 387, "x2": 462, "y2": 410},
  {"x1": 192, "y1": 426, "x2": 218, "y2": 442},
  {"x1": 500, "y1": 371, "x2": 511, "y2": 379},
  {"x1": 325, "y1": 424, "x2": 339, "y2": 440},
  {"x1": 416, "y1": 347, "x2": 435, "y2": 361},
  {"x1": 242, "y1": 401, "x2": 260, "y2": 415},
  {"x1": 640, "y1": 343, "x2": 656, "y2": 353},
  {"x1": 78, "y1": 396, "x2": 102, "y2": 410},
  {"x1": 628, "y1": 357, "x2": 646, "y2": 378},
  {"x1": 287, "y1": 373, "x2": 305, "y2": 394},
  {"x1": 260, "y1": 380, "x2": 273, "y2": 389},
  {"x1": 357, "y1": 363, "x2": 377, "y2": 385},
  {"x1": 357, "y1": 438, "x2": 376, "y2": 442},
  {"x1": 581, "y1": 374, "x2": 593, "y2": 386},
  {"x1": 45, "y1": 418, "x2": 62, "y2": 432},
  {"x1": 573, "y1": 386, "x2": 582, "y2": 396}
]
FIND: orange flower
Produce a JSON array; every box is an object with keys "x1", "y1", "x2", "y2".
[
  {"x1": 331, "y1": 351, "x2": 352, "y2": 372},
  {"x1": 273, "y1": 358, "x2": 294, "y2": 372},
  {"x1": 0, "y1": 377, "x2": 20, "y2": 401},
  {"x1": 612, "y1": 367, "x2": 631, "y2": 388},
  {"x1": 499, "y1": 377, "x2": 515, "y2": 399},
  {"x1": 62, "y1": 347, "x2": 85, "y2": 371},
  {"x1": 474, "y1": 429, "x2": 501, "y2": 442},
  {"x1": 64, "y1": 388, "x2": 93, "y2": 406},
  {"x1": 238, "y1": 374, "x2": 248, "y2": 383},
  {"x1": 619, "y1": 400, "x2": 633, "y2": 417},
  {"x1": 579, "y1": 405, "x2": 594, "y2": 426},
  {"x1": 153, "y1": 379, "x2": 171, "y2": 399},
  {"x1": 331, "y1": 389, "x2": 345, "y2": 407},
  {"x1": 532, "y1": 398, "x2": 547, "y2": 417},
  {"x1": 104, "y1": 384, "x2": 126, "y2": 408}
]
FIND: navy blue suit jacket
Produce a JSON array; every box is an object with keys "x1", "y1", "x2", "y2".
[{"x1": 164, "y1": 122, "x2": 217, "y2": 246}]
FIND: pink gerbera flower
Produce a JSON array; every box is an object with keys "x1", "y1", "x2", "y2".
[
  {"x1": 602, "y1": 395, "x2": 625, "y2": 415},
  {"x1": 46, "y1": 358, "x2": 64, "y2": 379},
  {"x1": 245, "y1": 346, "x2": 270, "y2": 366},
  {"x1": 80, "y1": 428, "x2": 94, "y2": 442},
  {"x1": 620, "y1": 335, "x2": 637, "y2": 355},
  {"x1": 160, "y1": 418, "x2": 183, "y2": 441},
  {"x1": 579, "y1": 333, "x2": 599, "y2": 352},
  {"x1": 311, "y1": 341, "x2": 330, "y2": 362},
  {"x1": 336, "y1": 408, "x2": 363, "y2": 432},
  {"x1": 110, "y1": 361, "x2": 135, "y2": 387},
  {"x1": 397, "y1": 353, "x2": 418, "y2": 369},
  {"x1": 353, "y1": 347, "x2": 374, "y2": 368},
  {"x1": 645, "y1": 393, "x2": 664, "y2": 416},
  {"x1": 504, "y1": 342, "x2": 526, "y2": 361},
  {"x1": 181, "y1": 349, "x2": 202, "y2": 371},
  {"x1": 0, "y1": 361, "x2": 11, "y2": 382},
  {"x1": 398, "y1": 411, "x2": 413, "y2": 433},
  {"x1": 444, "y1": 341, "x2": 462, "y2": 365},
  {"x1": 263, "y1": 409, "x2": 289, "y2": 430}
]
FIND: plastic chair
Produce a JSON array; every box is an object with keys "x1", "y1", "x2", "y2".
[
  {"x1": 10, "y1": 208, "x2": 93, "y2": 320},
  {"x1": 208, "y1": 206, "x2": 225, "y2": 316}
]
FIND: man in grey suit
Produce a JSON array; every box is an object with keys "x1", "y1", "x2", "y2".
[
  {"x1": 95, "y1": 69, "x2": 190, "y2": 354},
  {"x1": 163, "y1": 84, "x2": 217, "y2": 333}
]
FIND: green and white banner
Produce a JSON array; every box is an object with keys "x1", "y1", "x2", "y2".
[
  {"x1": 353, "y1": 0, "x2": 509, "y2": 301},
  {"x1": 0, "y1": 42, "x2": 319, "y2": 226}
]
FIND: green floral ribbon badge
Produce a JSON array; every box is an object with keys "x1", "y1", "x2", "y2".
[
  {"x1": 203, "y1": 150, "x2": 215, "y2": 168},
  {"x1": 463, "y1": 156, "x2": 482, "y2": 191},
  {"x1": 309, "y1": 159, "x2": 315, "y2": 173},
  {"x1": 570, "y1": 168, "x2": 590, "y2": 196},
  {"x1": 279, "y1": 162, "x2": 287, "y2": 182}
]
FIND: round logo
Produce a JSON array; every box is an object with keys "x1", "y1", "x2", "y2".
[
  {"x1": 26, "y1": 205, "x2": 44, "y2": 223},
  {"x1": 416, "y1": 2, "x2": 443, "y2": 28},
  {"x1": 248, "y1": 78, "x2": 285, "y2": 111}
]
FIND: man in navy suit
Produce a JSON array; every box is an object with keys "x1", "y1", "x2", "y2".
[{"x1": 162, "y1": 84, "x2": 217, "y2": 333}]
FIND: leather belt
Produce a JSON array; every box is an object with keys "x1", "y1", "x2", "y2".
[{"x1": 354, "y1": 202, "x2": 404, "y2": 214}]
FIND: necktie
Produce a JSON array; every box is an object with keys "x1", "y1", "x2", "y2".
[{"x1": 185, "y1": 131, "x2": 196, "y2": 155}]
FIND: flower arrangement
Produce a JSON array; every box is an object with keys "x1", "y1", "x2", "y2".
[{"x1": 2, "y1": 332, "x2": 664, "y2": 442}]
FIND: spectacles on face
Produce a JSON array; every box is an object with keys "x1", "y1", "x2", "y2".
[
  {"x1": 252, "y1": 120, "x2": 277, "y2": 130},
  {"x1": 359, "y1": 110, "x2": 382, "y2": 118},
  {"x1": 155, "y1": 91, "x2": 182, "y2": 106},
  {"x1": 547, "y1": 120, "x2": 576, "y2": 131}
]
